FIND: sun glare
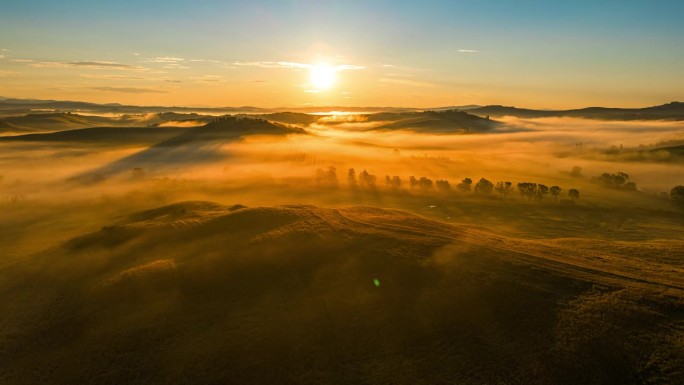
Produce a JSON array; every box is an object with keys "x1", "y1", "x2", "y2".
[{"x1": 310, "y1": 64, "x2": 336, "y2": 90}]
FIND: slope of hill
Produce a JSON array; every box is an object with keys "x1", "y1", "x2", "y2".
[
  {"x1": 0, "y1": 116, "x2": 302, "y2": 147},
  {"x1": 0, "y1": 126, "x2": 192, "y2": 145},
  {"x1": 0, "y1": 201, "x2": 681, "y2": 385},
  {"x1": 2, "y1": 112, "x2": 118, "y2": 132},
  {"x1": 0, "y1": 112, "x2": 219, "y2": 135},
  {"x1": 374, "y1": 109, "x2": 499, "y2": 133},
  {"x1": 470, "y1": 102, "x2": 684, "y2": 120},
  {"x1": 255, "y1": 112, "x2": 320, "y2": 125},
  {"x1": 0, "y1": 120, "x2": 25, "y2": 134},
  {"x1": 201, "y1": 115, "x2": 305, "y2": 136},
  {"x1": 65, "y1": 117, "x2": 306, "y2": 181}
]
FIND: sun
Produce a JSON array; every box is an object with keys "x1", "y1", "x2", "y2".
[{"x1": 309, "y1": 64, "x2": 336, "y2": 90}]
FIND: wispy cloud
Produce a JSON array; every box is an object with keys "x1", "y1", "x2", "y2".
[
  {"x1": 0, "y1": 69, "x2": 18, "y2": 76},
  {"x1": 379, "y1": 78, "x2": 436, "y2": 87},
  {"x1": 233, "y1": 61, "x2": 307, "y2": 69},
  {"x1": 191, "y1": 75, "x2": 224, "y2": 84},
  {"x1": 233, "y1": 61, "x2": 365, "y2": 71},
  {"x1": 163, "y1": 64, "x2": 190, "y2": 69},
  {"x1": 81, "y1": 74, "x2": 147, "y2": 80},
  {"x1": 31, "y1": 61, "x2": 146, "y2": 70},
  {"x1": 142, "y1": 56, "x2": 185, "y2": 63},
  {"x1": 141, "y1": 57, "x2": 190, "y2": 69},
  {"x1": 458, "y1": 49, "x2": 480, "y2": 53},
  {"x1": 90, "y1": 86, "x2": 166, "y2": 93}
]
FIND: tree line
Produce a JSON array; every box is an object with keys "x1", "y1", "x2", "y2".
[{"x1": 316, "y1": 167, "x2": 581, "y2": 202}]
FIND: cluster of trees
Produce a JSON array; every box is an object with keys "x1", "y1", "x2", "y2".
[
  {"x1": 317, "y1": 167, "x2": 582, "y2": 202},
  {"x1": 593, "y1": 172, "x2": 637, "y2": 191},
  {"x1": 344, "y1": 168, "x2": 379, "y2": 188},
  {"x1": 316, "y1": 166, "x2": 339, "y2": 185}
]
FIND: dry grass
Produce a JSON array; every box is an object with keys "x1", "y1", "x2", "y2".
[{"x1": 0, "y1": 201, "x2": 682, "y2": 384}]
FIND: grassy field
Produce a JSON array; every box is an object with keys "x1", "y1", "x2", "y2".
[{"x1": 1, "y1": 198, "x2": 682, "y2": 384}]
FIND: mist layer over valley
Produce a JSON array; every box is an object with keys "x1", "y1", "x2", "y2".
[{"x1": 1, "y1": 105, "x2": 683, "y2": 384}]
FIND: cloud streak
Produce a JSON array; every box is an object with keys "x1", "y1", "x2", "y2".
[
  {"x1": 233, "y1": 61, "x2": 365, "y2": 71},
  {"x1": 379, "y1": 78, "x2": 436, "y2": 87},
  {"x1": 458, "y1": 49, "x2": 480, "y2": 53},
  {"x1": 31, "y1": 61, "x2": 146, "y2": 70},
  {"x1": 142, "y1": 57, "x2": 185, "y2": 63},
  {"x1": 89, "y1": 86, "x2": 166, "y2": 93},
  {"x1": 191, "y1": 75, "x2": 225, "y2": 84}
]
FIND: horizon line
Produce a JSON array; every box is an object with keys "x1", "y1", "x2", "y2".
[{"x1": 1, "y1": 95, "x2": 681, "y2": 112}]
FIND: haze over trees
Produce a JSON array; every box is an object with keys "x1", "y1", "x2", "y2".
[
  {"x1": 457, "y1": 178, "x2": 473, "y2": 193},
  {"x1": 595, "y1": 172, "x2": 638, "y2": 191},
  {"x1": 671, "y1": 185, "x2": 684, "y2": 209},
  {"x1": 568, "y1": 188, "x2": 580, "y2": 200},
  {"x1": 474, "y1": 178, "x2": 494, "y2": 195}
]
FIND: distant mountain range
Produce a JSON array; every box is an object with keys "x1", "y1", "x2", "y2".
[
  {"x1": 0, "y1": 96, "x2": 424, "y2": 115},
  {"x1": 2, "y1": 96, "x2": 683, "y2": 120}
]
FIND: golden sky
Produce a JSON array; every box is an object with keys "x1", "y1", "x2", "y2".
[{"x1": 1, "y1": 1, "x2": 682, "y2": 108}]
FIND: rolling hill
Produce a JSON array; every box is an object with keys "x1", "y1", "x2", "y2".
[
  {"x1": 469, "y1": 102, "x2": 684, "y2": 121},
  {"x1": 0, "y1": 115, "x2": 303, "y2": 145},
  {"x1": 61, "y1": 116, "x2": 306, "y2": 181},
  {"x1": 373, "y1": 109, "x2": 499, "y2": 133},
  {"x1": 0, "y1": 112, "x2": 218, "y2": 136},
  {"x1": 0, "y1": 201, "x2": 681, "y2": 384},
  {"x1": 0, "y1": 126, "x2": 193, "y2": 145}
]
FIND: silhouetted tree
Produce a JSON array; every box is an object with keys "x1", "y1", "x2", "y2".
[
  {"x1": 385, "y1": 175, "x2": 392, "y2": 188},
  {"x1": 475, "y1": 178, "x2": 494, "y2": 195},
  {"x1": 537, "y1": 184, "x2": 549, "y2": 201},
  {"x1": 409, "y1": 176, "x2": 419, "y2": 189},
  {"x1": 316, "y1": 166, "x2": 338, "y2": 186},
  {"x1": 347, "y1": 168, "x2": 357, "y2": 187},
  {"x1": 495, "y1": 181, "x2": 512, "y2": 198},
  {"x1": 435, "y1": 179, "x2": 451, "y2": 193},
  {"x1": 392, "y1": 176, "x2": 402, "y2": 189},
  {"x1": 568, "y1": 188, "x2": 580, "y2": 200},
  {"x1": 570, "y1": 166, "x2": 583, "y2": 178},
  {"x1": 550, "y1": 186, "x2": 561, "y2": 202},
  {"x1": 419, "y1": 177, "x2": 434, "y2": 191},
  {"x1": 358, "y1": 169, "x2": 377, "y2": 188},
  {"x1": 457, "y1": 177, "x2": 472, "y2": 193},
  {"x1": 595, "y1": 171, "x2": 637, "y2": 191},
  {"x1": 671, "y1": 185, "x2": 684, "y2": 209},
  {"x1": 517, "y1": 182, "x2": 537, "y2": 201}
]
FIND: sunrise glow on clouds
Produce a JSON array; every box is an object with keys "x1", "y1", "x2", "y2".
[{"x1": 0, "y1": 0, "x2": 682, "y2": 108}]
